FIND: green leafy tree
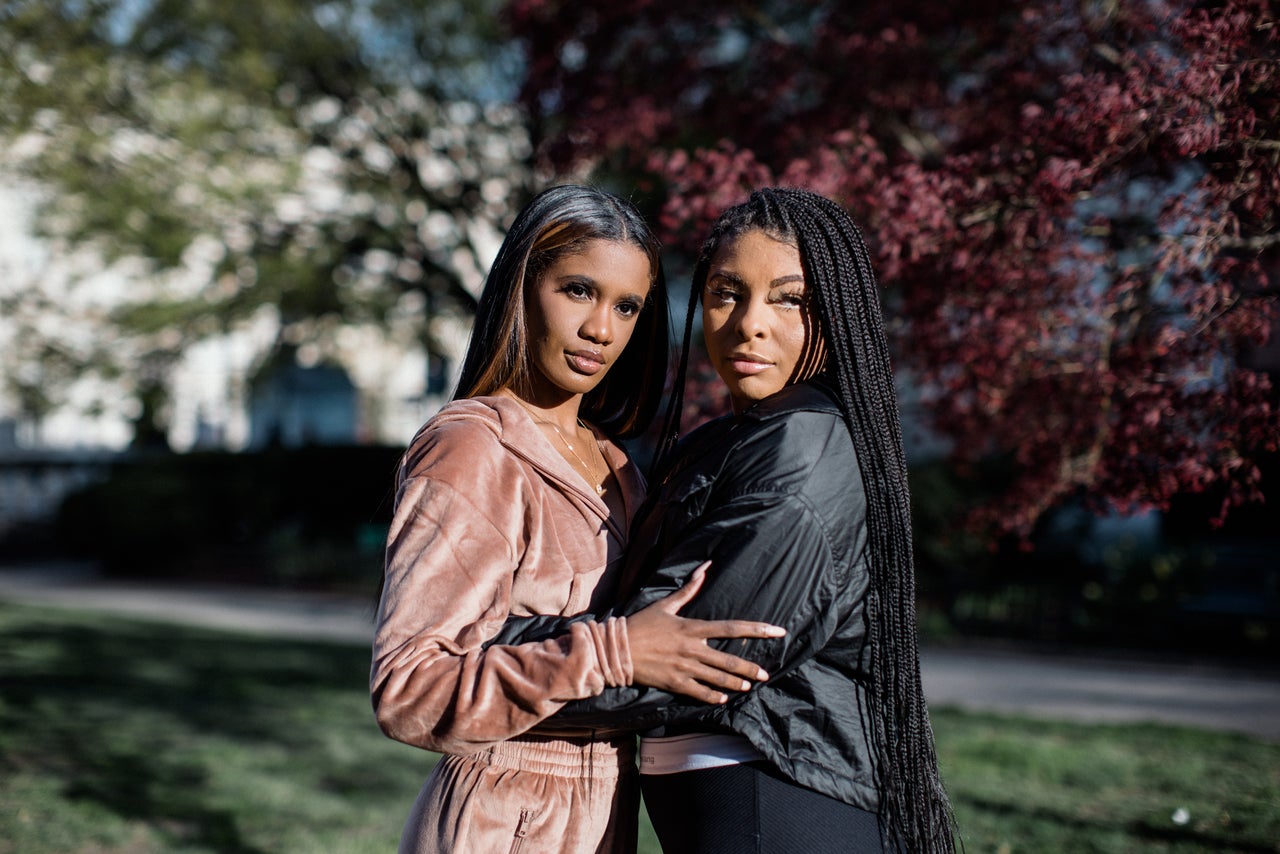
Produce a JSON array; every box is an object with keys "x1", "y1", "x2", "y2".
[{"x1": 0, "y1": 0, "x2": 533, "y2": 444}]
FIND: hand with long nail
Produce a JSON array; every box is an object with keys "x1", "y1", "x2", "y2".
[{"x1": 625, "y1": 561, "x2": 786, "y2": 704}]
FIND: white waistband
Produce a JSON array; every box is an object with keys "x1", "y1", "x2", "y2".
[{"x1": 638, "y1": 732, "x2": 765, "y2": 776}]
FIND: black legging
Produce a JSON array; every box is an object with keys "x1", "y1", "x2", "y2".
[{"x1": 640, "y1": 762, "x2": 887, "y2": 853}]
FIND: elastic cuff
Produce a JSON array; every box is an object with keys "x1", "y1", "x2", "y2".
[
  {"x1": 587, "y1": 616, "x2": 634, "y2": 688},
  {"x1": 606, "y1": 616, "x2": 634, "y2": 686}
]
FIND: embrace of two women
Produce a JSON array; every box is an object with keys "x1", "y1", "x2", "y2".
[{"x1": 370, "y1": 184, "x2": 958, "y2": 853}]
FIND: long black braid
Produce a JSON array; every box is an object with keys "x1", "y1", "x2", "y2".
[{"x1": 658, "y1": 187, "x2": 957, "y2": 852}]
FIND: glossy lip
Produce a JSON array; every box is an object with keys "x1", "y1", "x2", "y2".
[
  {"x1": 726, "y1": 351, "x2": 774, "y2": 376},
  {"x1": 566, "y1": 348, "x2": 606, "y2": 375}
]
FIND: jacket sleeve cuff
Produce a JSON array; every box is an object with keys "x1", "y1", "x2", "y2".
[{"x1": 584, "y1": 615, "x2": 633, "y2": 688}]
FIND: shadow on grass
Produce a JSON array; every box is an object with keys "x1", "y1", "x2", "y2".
[{"x1": 0, "y1": 605, "x2": 402, "y2": 852}]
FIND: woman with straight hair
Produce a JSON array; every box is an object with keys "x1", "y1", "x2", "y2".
[
  {"x1": 490, "y1": 187, "x2": 958, "y2": 852},
  {"x1": 371, "y1": 184, "x2": 784, "y2": 854}
]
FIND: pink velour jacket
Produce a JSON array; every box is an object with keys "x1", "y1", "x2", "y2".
[{"x1": 371, "y1": 395, "x2": 646, "y2": 755}]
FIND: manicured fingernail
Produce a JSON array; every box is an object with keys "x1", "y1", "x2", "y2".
[
  {"x1": 740, "y1": 680, "x2": 751, "y2": 691},
  {"x1": 755, "y1": 669, "x2": 769, "y2": 681},
  {"x1": 766, "y1": 626, "x2": 787, "y2": 637},
  {"x1": 715, "y1": 694, "x2": 728, "y2": 704}
]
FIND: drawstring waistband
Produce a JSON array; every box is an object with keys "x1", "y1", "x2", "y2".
[{"x1": 468, "y1": 733, "x2": 636, "y2": 779}]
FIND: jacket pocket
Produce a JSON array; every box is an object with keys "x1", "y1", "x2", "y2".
[{"x1": 664, "y1": 472, "x2": 714, "y2": 533}]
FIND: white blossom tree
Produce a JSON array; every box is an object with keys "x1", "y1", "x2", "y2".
[{"x1": 0, "y1": 0, "x2": 534, "y2": 447}]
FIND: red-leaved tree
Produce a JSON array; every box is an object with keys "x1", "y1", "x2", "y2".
[{"x1": 508, "y1": 0, "x2": 1279, "y2": 539}]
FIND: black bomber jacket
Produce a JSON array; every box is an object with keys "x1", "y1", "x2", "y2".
[{"x1": 488, "y1": 378, "x2": 879, "y2": 810}]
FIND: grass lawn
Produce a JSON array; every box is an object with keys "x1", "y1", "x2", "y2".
[{"x1": 1, "y1": 602, "x2": 1276, "y2": 853}]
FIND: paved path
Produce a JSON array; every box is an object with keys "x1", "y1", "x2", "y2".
[
  {"x1": 0, "y1": 563, "x2": 377, "y2": 643},
  {"x1": 921, "y1": 644, "x2": 1280, "y2": 740},
  {"x1": 3, "y1": 563, "x2": 1278, "y2": 741}
]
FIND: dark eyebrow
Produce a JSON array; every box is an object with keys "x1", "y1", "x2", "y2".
[
  {"x1": 708, "y1": 270, "x2": 745, "y2": 286},
  {"x1": 556, "y1": 273, "x2": 646, "y2": 304},
  {"x1": 709, "y1": 269, "x2": 804, "y2": 289}
]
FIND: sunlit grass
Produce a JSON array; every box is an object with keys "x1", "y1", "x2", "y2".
[
  {"x1": 0, "y1": 603, "x2": 424, "y2": 854},
  {"x1": 937, "y1": 709, "x2": 1280, "y2": 852},
  {"x1": 1, "y1": 602, "x2": 1276, "y2": 853}
]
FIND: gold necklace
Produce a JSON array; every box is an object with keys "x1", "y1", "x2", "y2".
[
  {"x1": 514, "y1": 399, "x2": 608, "y2": 496},
  {"x1": 548, "y1": 419, "x2": 607, "y2": 496}
]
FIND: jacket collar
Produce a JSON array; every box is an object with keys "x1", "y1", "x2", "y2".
[
  {"x1": 478, "y1": 395, "x2": 637, "y2": 540},
  {"x1": 739, "y1": 376, "x2": 844, "y2": 423},
  {"x1": 657, "y1": 377, "x2": 844, "y2": 491}
]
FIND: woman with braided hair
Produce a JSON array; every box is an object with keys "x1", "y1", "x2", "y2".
[
  {"x1": 371, "y1": 184, "x2": 786, "y2": 854},
  {"x1": 490, "y1": 186, "x2": 957, "y2": 851}
]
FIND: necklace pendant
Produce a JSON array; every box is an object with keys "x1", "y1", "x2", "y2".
[{"x1": 595, "y1": 483, "x2": 604, "y2": 496}]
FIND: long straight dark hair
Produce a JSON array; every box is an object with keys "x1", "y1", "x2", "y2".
[
  {"x1": 454, "y1": 184, "x2": 670, "y2": 438},
  {"x1": 661, "y1": 187, "x2": 957, "y2": 852}
]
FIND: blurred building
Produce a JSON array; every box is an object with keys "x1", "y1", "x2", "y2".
[
  {"x1": 0, "y1": 417, "x2": 114, "y2": 544},
  {"x1": 0, "y1": 176, "x2": 470, "y2": 541},
  {"x1": 0, "y1": 177, "x2": 467, "y2": 458},
  {"x1": 247, "y1": 360, "x2": 359, "y2": 449}
]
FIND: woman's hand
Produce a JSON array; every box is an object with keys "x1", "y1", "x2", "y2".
[{"x1": 625, "y1": 561, "x2": 786, "y2": 704}]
